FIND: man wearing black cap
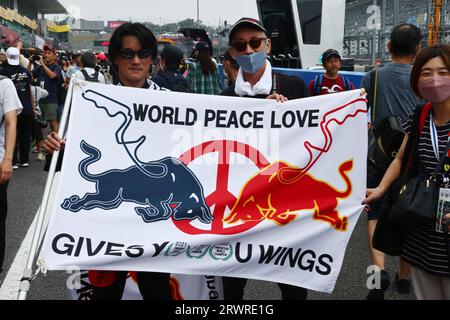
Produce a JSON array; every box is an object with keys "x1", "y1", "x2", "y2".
[
  {"x1": 221, "y1": 17, "x2": 309, "y2": 102},
  {"x1": 309, "y1": 49, "x2": 355, "y2": 96},
  {"x1": 152, "y1": 45, "x2": 190, "y2": 92},
  {"x1": 221, "y1": 17, "x2": 309, "y2": 300}
]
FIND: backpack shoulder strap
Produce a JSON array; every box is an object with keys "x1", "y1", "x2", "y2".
[
  {"x1": 369, "y1": 69, "x2": 379, "y2": 124},
  {"x1": 419, "y1": 102, "x2": 432, "y2": 136},
  {"x1": 401, "y1": 103, "x2": 429, "y2": 175},
  {"x1": 314, "y1": 74, "x2": 324, "y2": 95},
  {"x1": 90, "y1": 70, "x2": 100, "y2": 82},
  {"x1": 341, "y1": 75, "x2": 351, "y2": 91},
  {"x1": 80, "y1": 69, "x2": 90, "y2": 80}
]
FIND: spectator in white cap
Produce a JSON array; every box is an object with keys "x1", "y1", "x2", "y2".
[{"x1": 0, "y1": 47, "x2": 35, "y2": 169}]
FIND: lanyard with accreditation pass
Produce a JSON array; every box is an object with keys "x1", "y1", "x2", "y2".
[
  {"x1": 429, "y1": 114, "x2": 450, "y2": 177},
  {"x1": 430, "y1": 114, "x2": 450, "y2": 233}
]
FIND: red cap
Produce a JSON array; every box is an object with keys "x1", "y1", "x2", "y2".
[
  {"x1": 43, "y1": 45, "x2": 57, "y2": 54},
  {"x1": 96, "y1": 52, "x2": 107, "y2": 61}
]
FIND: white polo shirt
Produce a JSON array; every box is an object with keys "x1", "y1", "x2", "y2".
[{"x1": 0, "y1": 77, "x2": 23, "y2": 160}]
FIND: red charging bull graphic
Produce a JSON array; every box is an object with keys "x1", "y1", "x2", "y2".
[
  {"x1": 224, "y1": 160, "x2": 353, "y2": 231},
  {"x1": 223, "y1": 98, "x2": 366, "y2": 233}
]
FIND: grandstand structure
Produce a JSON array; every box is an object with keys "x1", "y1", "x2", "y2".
[
  {"x1": 0, "y1": 0, "x2": 66, "y2": 48},
  {"x1": 344, "y1": 0, "x2": 450, "y2": 64}
]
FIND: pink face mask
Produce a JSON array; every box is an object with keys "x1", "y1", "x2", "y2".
[{"x1": 418, "y1": 76, "x2": 450, "y2": 104}]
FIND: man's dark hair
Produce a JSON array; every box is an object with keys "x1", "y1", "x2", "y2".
[
  {"x1": 108, "y1": 22, "x2": 157, "y2": 62},
  {"x1": 160, "y1": 45, "x2": 184, "y2": 71},
  {"x1": 81, "y1": 52, "x2": 97, "y2": 68},
  {"x1": 390, "y1": 23, "x2": 422, "y2": 57},
  {"x1": 223, "y1": 49, "x2": 239, "y2": 70}
]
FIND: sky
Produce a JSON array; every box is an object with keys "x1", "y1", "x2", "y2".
[{"x1": 56, "y1": 0, "x2": 259, "y2": 27}]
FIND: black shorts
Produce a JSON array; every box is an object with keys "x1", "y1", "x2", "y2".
[{"x1": 367, "y1": 165, "x2": 386, "y2": 221}]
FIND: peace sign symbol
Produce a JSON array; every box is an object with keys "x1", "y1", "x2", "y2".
[{"x1": 173, "y1": 140, "x2": 270, "y2": 235}]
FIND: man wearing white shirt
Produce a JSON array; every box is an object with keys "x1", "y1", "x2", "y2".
[
  {"x1": 0, "y1": 76, "x2": 22, "y2": 273},
  {"x1": 74, "y1": 52, "x2": 106, "y2": 84}
]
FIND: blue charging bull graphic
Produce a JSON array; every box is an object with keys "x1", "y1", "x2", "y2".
[{"x1": 61, "y1": 89, "x2": 213, "y2": 224}]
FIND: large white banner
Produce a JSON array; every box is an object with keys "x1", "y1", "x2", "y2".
[{"x1": 40, "y1": 83, "x2": 367, "y2": 294}]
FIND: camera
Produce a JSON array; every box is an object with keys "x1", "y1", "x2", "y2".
[{"x1": 32, "y1": 54, "x2": 41, "y2": 62}]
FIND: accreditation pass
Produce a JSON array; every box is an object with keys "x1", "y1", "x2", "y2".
[{"x1": 436, "y1": 188, "x2": 450, "y2": 233}]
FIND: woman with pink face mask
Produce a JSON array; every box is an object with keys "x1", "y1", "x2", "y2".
[{"x1": 364, "y1": 44, "x2": 450, "y2": 300}]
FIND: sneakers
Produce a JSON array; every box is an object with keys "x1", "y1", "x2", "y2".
[
  {"x1": 366, "y1": 270, "x2": 390, "y2": 300},
  {"x1": 37, "y1": 152, "x2": 45, "y2": 161},
  {"x1": 19, "y1": 163, "x2": 29, "y2": 168},
  {"x1": 12, "y1": 164, "x2": 19, "y2": 170},
  {"x1": 394, "y1": 271, "x2": 412, "y2": 294}
]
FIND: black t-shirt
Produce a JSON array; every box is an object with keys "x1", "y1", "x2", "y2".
[
  {"x1": 0, "y1": 64, "x2": 33, "y2": 114},
  {"x1": 33, "y1": 63, "x2": 62, "y2": 104},
  {"x1": 152, "y1": 70, "x2": 191, "y2": 93},
  {"x1": 220, "y1": 72, "x2": 310, "y2": 100}
]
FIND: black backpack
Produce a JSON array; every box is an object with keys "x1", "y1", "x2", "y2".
[
  {"x1": 80, "y1": 69, "x2": 100, "y2": 83},
  {"x1": 367, "y1": 68, "x2": 406, "y2": 175},
  {"x1": 160, "y1": 71, "x2": 190, "y2": 93}
]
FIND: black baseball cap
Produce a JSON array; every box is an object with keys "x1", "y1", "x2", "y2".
[
  {"x1": 194, "y1": 41, "x2": 210, "y2": 53},
  {"x1": 71, "y1": 50, "x2": 82, "y2": 58},
  {"x1": 229, "y1": 17, "x2": 268, "y2": 44},
  {"x1": 321, "y1": 49, "x2": 341, "y2": 64},
  {"x1": 161, "y1": 45, "x2": 184, "y2": 70}
]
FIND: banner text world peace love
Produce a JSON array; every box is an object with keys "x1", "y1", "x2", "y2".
[{"x1": 133, "y1": 104, "x2": 320, "y2": 129}]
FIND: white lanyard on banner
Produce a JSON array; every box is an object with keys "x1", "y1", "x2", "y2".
[{"x1": 430, "y1": 114, "x2": 441, "y2": 161}]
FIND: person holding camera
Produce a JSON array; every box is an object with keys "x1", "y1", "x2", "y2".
[
  {"x1": 361, "y1": 24, "x2": 422, "y2": 300},
  {"x1": 0, "y1": 47, "x2": 35, "y2": 169},
  {"x1": 28, "y1": 45, "x2": 62, "y2": 134}
]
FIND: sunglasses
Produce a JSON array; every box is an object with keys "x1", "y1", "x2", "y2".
[
  {"x1": 231, "y1": 37, "x2": 267, "y2": 52},
  {"x1": 120, "y1": 48, "x2": 152, "y2": 59}
]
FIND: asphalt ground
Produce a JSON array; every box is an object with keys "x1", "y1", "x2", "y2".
[{"x1": 0, "y1": 154, "x2": 415, "y2": 301}]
